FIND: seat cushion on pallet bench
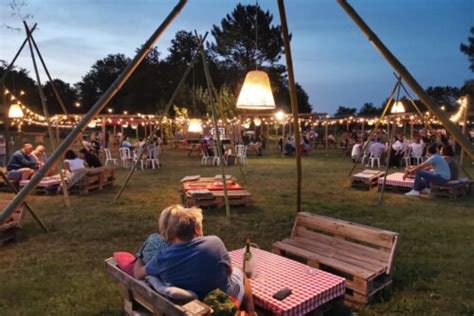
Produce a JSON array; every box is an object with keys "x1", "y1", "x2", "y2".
[
  {"x1": 113, "y1": 252, "x2": 135, "y2": 276},
  {"x1": 146, "y1": 276, "x2": 197, "y2": 304}
]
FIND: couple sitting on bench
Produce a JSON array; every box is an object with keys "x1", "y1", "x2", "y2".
[{"x1": 132, "y1": 204, "x2": 256, "y2": 314}]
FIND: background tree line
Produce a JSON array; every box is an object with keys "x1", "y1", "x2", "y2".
[{"x1": 1, "y1": 5, "x2": 472, "y2": 119}]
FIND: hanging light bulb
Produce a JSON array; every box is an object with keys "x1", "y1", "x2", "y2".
[
  {"x1": 8, "y1": 102, "x2": 24, "y2": 118},
  {"x1": 242, "y1": 121, "x2": 251, "y2": 129},
  {"x1": 253, "y1": 117, "x2": 262, "y2": 127},
  {"x1": 236, "y1": 70, "x2": 276, "y2": 110},
  {"x1": 88, "y1": 120, "x2": 97, "y2": 128},
  {"x1": 391, "y1": 101, "x2": 405, "y2": 114},
  {"x1": 188, "y1": 119, "x2": 203, "y2": 133},
  {"x1": 131, "y1": 123, "x2": 138, "y2": 129},
  {"x1": 275, "y1": 110, "x2": 286, "y2": 122}
]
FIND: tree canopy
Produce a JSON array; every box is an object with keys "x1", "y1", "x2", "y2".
[{"x1": 460, "y1": 26, "x2": 474, "y2": 72}]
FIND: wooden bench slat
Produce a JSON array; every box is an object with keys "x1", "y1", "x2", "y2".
[
  {"x1": 296, "y1": 212, "x2": 397, "y2": 250},
  {"x1": 290, "y1": 236, "x2": 387, "y2": 275},
  {"x1": 295, "y1": 226, "x2": 391, "y2": 263},
  {"x1": 273, "y1": 240, "x2": 373, "y2": 278}
]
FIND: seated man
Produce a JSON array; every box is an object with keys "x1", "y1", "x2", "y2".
[
  {"x1": 404, "y1": 144, "x2": 451, "y2": 196},
  {"x1": 441, "y1": 145, "x2": 460, "y2": 181},
  {"x1": 134, "y1": 205, "x2": 255, "y2": 313},
  {"x1": 7, "y1": 142, "x2": 38, "y2": 181},
  {"x1": 31, "y1": 144, "x2": 56, "y2": 177},
  {"x1": 79, "y1": 148, "x2": 102, "y2": 168}
]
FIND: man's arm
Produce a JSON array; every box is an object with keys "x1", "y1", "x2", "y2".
[{"x1": 403, "y1": 161, "x2": 431, "y2": 179}]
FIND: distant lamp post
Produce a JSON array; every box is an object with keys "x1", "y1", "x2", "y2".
[
  {"x1": 391, "y1": 101, "x2": 405, "y2": 114},
  {"x1": 8, "y1": 102, "x2": 24, "y2": 118},
  {"x1": 236, "y1": 70, "x2": 276, "y2": 110},
  {"x1": 188, "y1": 119, "x2": 203, "y2": 133}
]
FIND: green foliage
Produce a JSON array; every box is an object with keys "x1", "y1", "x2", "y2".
[
  {"x1": 460, "y1": 26, "x2": 474, "y2": 72},
  {"x1": 334, "y1": 106, "x2": 357, "y2": 118},
  {"x1": 203, "y1": 289, "x2": 238, "y2": 316}
]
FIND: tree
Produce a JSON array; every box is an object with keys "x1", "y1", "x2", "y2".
[
  {"x1": 358, "y1": 102, "x2": 380, "y2": 116},
  {"x1": 42, "y1": 79, "x2": 79, "y2": 114},
  {"x1": 0, "y1": 63, "x2": 41, "y2": 113},
  {"x1": 210, "y1": 4, "x2": 284, "y2": 71},
  {"x1": 460, "y1": 27, "x2": 474, "y2": 72},
  {"x1": 334, "y1": 106, "x2": 357, "y2": 118},
  {"x1": 76, "y1": 54, "x2": 130, "y2": 112}
]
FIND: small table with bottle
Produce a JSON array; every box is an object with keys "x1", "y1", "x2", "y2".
[{"x1": 229, "y1": 247, "x2": 346, "y2": 315}]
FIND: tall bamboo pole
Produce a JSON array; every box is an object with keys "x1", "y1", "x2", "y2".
[
  {"x1": 337, "y1": 0, "x2": 474, "y2": 159},
  {"x1": 277, "y1": 0, "x2": 302, "y2": 213},
  {"x1": 24, "y1": 22, "x2": 71, "y2": 209},
  {"x1": 0, "y1": 0, "x2": 188, "y2": 221},
  {"x1": 200, "y1": 45, "x2": 231, "y2": 218},
  {"x1": 114, "y1": 31, "x2": 207, "y2": 201}
]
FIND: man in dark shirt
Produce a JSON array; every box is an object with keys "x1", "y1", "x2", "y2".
[
  {"x1": 7, "y1": 143, "x2": 38, "y2": 181},
  {"x1": 79, "y1": 148, "x2": 102, "y2": 168}
]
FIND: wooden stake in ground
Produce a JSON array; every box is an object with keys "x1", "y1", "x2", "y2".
[
  {"x1": 277, "y1": 0, "x2": 303, "y2": 213},
  {"x1": 1, "y1": 0, "x2": 188, "y2": 221}
]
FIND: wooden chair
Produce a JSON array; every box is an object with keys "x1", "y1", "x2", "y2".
[
  {"x1": 104, "y1": 258, "x2": 211, "y2": 315},
  {"x1": 0, "y1": 199, "x2": 26, "y2": 244},
  {"x1": 272, "y1": 212, "x2": 399, "y2": 306}
]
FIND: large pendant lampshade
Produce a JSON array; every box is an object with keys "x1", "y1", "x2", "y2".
[
  {"x1": 391, "y1": 101, "x2": 405, "y2": 114},
  {"x1": 188, "y1": 118, "x2": 203, "y2": 133},
  {"x1": 236, "y1": 70, "x2": 276, "y2": 110},
  {"x1": 8, "y1": 102, "x2": 24, "y2": 118}
]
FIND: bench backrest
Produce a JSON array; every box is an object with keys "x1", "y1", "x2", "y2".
[
  {"x1": 0, "y1": 200, "x2": 25, "y2": 227},
  {"x1": 292, "y1": 212, "x2": 399, "y2": 272}
]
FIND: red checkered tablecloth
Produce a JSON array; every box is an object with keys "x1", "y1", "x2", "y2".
[
  {"x1": 378, "y1": 172, "x2": 414, "y2": 188},
  {"x1": 229, "y1": 248, "x2": 345, "y2": 316}
]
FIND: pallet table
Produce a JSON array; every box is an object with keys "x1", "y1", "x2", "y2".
[
  {"x1": 378, "y1": 172, "x2": 414, "y2": 192},
  {"x1": 0, "y1": 200, "x2": 26, "y2": 244},
  {"x1": 351, "y1": 169, "x2": 386, "y2": 190}
]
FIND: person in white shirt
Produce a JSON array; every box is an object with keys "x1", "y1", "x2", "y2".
[
  {"x1": 351, "y1": 139, "x2": 362, "y2": 162},
  {"x1": 61, "y1": 149, "x2": 87, "y2": 191},
  {"x1": 409, "y1": 137, "x2": 425, "y2": 160}
]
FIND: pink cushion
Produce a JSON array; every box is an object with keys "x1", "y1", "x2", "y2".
[{"x1": 113, "y1": 252, "x2": 136, "y2": 276}]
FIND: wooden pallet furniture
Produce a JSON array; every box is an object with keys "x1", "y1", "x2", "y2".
[
  {"x1": 431, "y1": 179, "x2": 473, "y2": 200},
  {"x1": 351, "y1": 170, "x2": 385, "y2": 190},
  {"x1": 105, "y1": 258, "x2": 211, "y2": 316},
  {"x1": 0, "y1": 199, "x2": 26, "y2": 244},
  {"x1": 20, "y1": 176, "x2": 62, "y2": 195},
  {"x1": 70, "y1": 167, "x2": 115, "y2": 195},
  {"x1": 377, "y1": 172, "x2": 414, "y2": 192},
  {"x1": 272, "y1": 212, "x2": 399, "y2": 306},
  {"x1": 185, "y1": 189, "x2": 252, "y2": 208}
]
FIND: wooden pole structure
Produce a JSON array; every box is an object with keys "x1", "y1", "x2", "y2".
[
  {"x1": 337, "y1": 0, "x2": 474, "y2": 159},
  {"x1": 460, "y1": 95, "x2": 469, "y2": 165},
  {"x1": 379, "y1": 122, "x2": 397, "y2": 204},
  {"x1": 278, "y1": 0, "x2": 302, "y2": 213},
  {"x1": 349, "y1": 79, "x2": 401, "y2": 176},
  {"x1": 0, "y1": 0, "x2": 188, "y2": 221},
  {"x1": 325, "y1": 121, "x2": 329, "y2": 150},
  {"x1": 24, "y1": 21, "x2": 71, "y2": 209},
  {"x1": 114, "y1": 31, "x2": 207, "y2": 202},
  {"x1": 200, "y1": 45, "x2": 231, "y2": 218},
  {"x1": 0, "y1": 170, "x2": 48, "y2": 232}
]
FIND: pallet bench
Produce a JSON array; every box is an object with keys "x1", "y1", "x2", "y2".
[
  {"x1": 105, "y1": 258, "x2": 211, "y2": 315},
  {"x1": 185, "y1": 189, "x2": 252, "y2": 208},
  {"x1": 431, "y1": 179, "x2": 473, "y2": 200},
  {"x1": 272, "y1": 212, "x2": 399, "y2": 306},
  {"x1": 70, "y1": 167, "x2": 115, "y2": 195},
  {"x1": 0, "y1": 199, "x2": 26, "y2": 244},
  {"x1": 351, "y1": 170, "x2": 385, "y2": 190}
]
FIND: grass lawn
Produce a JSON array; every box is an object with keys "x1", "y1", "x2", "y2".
[{"x1": 0, "y1": 148, "x2": 473, "y2": 315}]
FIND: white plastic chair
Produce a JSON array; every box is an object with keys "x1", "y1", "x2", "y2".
[
  {"x1": 132, "y1": 150, "x2": 145, "y2": 171},
  {"x1": 201, "y1": 148, "x2": 210, "y2": 166},
  {"x1": 146, "y1": 146, "x2": 160, "y2": 170},
  {"x1": 103, "y1": 148, "x2": 117, "y2": 166},
  {"x1": 212, "y1": 146, "x2": 222, "y2": 166},
  {"x1": 402, "y1": 147, "x2": 411, "y2": 167},
  {"x1": 411, "y1": 145, "x2": 424, "y2": 165},
  {"x1": 119, "y1": 147, "x2": 133, "y2": 168},
  {"x1": 235, "y1": 145, "x2": 247, "y2": 166},
  {"x1": 369, "y1": 150, "x2": 382, "y2": 169}
]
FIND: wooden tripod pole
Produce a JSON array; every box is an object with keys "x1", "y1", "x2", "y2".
[
  {"x1": 0, "y1": 170, "x2": 48, "y2": 232},
  {"x1": 24, "y1": 21, "x2": 71, "y2": 209},
  {"x1": 349, "y1": 79, "x2": 401, "y2": 176},
  {"x1": 114, "y1": 31, "x2": 208, "y2": 202},
  {"x1": 200, "y1": 45, "x2": 231, "y2": 219},
  {"x1": 337, "y1": 0, "x2": 474, "y2": 159},
  {"x1": 1, "y1": 0, "x2": 187, "y2": 221},
  {"x1": 278, "y1": 0, "x2": 303, "y2": 213},
  {"x1": 379, "y1": 122, "x2": 397, "y2": 204}
]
